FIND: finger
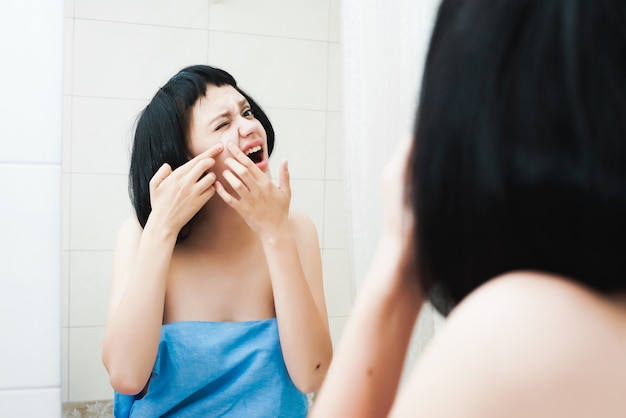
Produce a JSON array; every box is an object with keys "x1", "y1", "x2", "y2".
[
  {"x1": 226, "y1": 142, "x2": 262, "y2": 179},
  {"x1": 194, "y1": 172, "x2": 217, "y2": 193},
  {"x1": 206, "y1": 142, "x2": 225, "y2": 158},
  {"x1": 278, "y1": 159, "x2": 291, "y2": 199},
  {"x1": 149, "y1": 163, "x2": 172, "y2": 191},
  {"x1": 215, "y1": 180, "x2": 237, "y2": 207},
  {"x1": 222, "y1": 169, "x2": 251, "y2": 199},
  {"x1": 177, "y1": 144, "x2": 224, "y2": 176},
  {"x1": 197, "y1": 184, "x2": 217, "y2": 202},
  {"x1": 186, "y1": 157, "x2": 218, "y2": 183}
]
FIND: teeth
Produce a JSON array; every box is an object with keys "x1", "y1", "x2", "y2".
[{"x1": 245, "y1": 145, "x2": 261, "y2": 155}]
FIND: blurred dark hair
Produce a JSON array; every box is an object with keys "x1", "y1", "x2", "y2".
[
  {"x1": 128, "y1": 65, "x2": 275, "y2": 237},
  {"x1": 410, "y1": 0, "x2": 626, "y2": 315}
]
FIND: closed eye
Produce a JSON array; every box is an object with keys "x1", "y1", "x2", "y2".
[{"x1": 215, "y1": 121, "x2": 229, "y2": 130}]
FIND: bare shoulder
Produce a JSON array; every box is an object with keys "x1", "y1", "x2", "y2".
[
  {"x1": 117, "y1": 215, "x2": 142, "y2": 238},
  {"x1": 288, "y1": 211, "x2": 320, "y2": 244},
  {"x1": 391, "y1": 272, "x2": 626, "y2": 418},
  {"x1": 113, "y1": 215, "x2": 143, "y2": 261}
]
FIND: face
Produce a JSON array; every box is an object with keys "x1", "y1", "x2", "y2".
[{"x1": 188, "y1": 84, "x2": 270, "y2": 174}]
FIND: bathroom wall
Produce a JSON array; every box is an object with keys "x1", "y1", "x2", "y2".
[
  {"x1": 62, "y1": 0, "x2": 348, "y2": 403},
  {"x1": 0, "y1": 0, "x2": 63, "y2": 416}
]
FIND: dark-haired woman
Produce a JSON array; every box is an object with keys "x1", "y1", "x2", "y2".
[
  {"x1": 102, "y1": 65, "x2": 332, "y2": 417},
  {"x1": 312, "y1": 0, "x2": 626, "y2": 416}
]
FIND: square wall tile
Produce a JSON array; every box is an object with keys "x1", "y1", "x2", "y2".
[
  {"x1": 209, "y1": 32, "x2": 328, "y2": 111},
  {"x1": 62, "y1": 173, "x2": 71, "y2": 250},
  {"x1": 289, "y1": 179, "x2": 324, "y2": 238},
  {"x1": 323, "y1": 180, "x2": 349, "y2": 249},
  {"x1": 65, "y1": 0, "x2": 74, "y2": 17},
  {"x1": 209, "y1": 0, "x2": 330, "y2": 41},
  {"x1": 70, "y1": 173, "x2": 132, "y2": 251},
  {"x1": 268, "y1": 109, "x2": 326, "y2": 181},
  {"x1": 322, "y1": 249, "x2": 353, "y2": 317},
  {"x1": 327, "y1": 42, "x2": 343, "y2": 112},
  {"x1": 73, "y1": 19, "x2": 208, "y2": 100},
  {"x1": 69, "y1": 251, "x2": 114, "y2": 327},
  {"x1": 75, "y1": 0, "x2": 209, "y2": 29},
  {"x1": 0, "y1": 164, "x2": 61, "y2": 390},
  {"x1": 62, "y1": 251, "x2": 70, "y2": 328},
  {"x1": 69, "y1": 327, "x2": 113, "y2": 402},
  {"x1": 0, "y1": 388, "x2": 61, "y2": 418},
  {"x1": 63, "y1": 18, "x2": 74, "y2": 96},
  {"x1": 0, "y1": 1, "x2": 62, "y2": 164},
  {"x1": 62, "y1": 97, "x2": 72, "y2": 174},
  {"x1": 71, "y1": 97, "x2": 145, "y2": 175},
  {"x1": 324, "y1": 111, "x2": 345, "y2": 180},
  {"x1": 62, "y1": 328, "x2": 69, "y2": 402},
  {"x1": 329, "y1": 0, "x2": 342, "y2": 43}
]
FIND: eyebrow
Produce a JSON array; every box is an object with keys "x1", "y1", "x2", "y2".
[{"x1": 208, "y1": 97, "x2": 250, "y2": 126}]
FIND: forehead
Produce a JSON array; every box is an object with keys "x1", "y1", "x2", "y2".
[{"x1": 193, "y1": 84, "x2": 247, "y2": 115}]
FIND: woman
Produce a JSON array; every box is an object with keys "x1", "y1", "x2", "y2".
[
  {"x1": 101, "y1": 65, "x2": 332, "y2": 417},
  {"x1": 312, "y1": 0, "x2": 626, "y2": 416}
]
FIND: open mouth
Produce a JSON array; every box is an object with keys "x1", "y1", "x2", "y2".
[{"x1": 245, "y1": 145, "x2": 264, "y2": 164}]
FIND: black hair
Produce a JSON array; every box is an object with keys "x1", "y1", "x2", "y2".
[
  {"x1": 128, "y1": 65, "x2": 275, "y2": 235},
  {"x1": 410, "y1": 0, "x2": 626, "y2": 315}
]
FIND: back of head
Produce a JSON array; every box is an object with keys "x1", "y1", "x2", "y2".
[
  {"x1": 410, "y1": 0, "x2": 626, "y2": 315},
  {"x1": 128, "y1": 65, "x2": 275, "y2": 230}
]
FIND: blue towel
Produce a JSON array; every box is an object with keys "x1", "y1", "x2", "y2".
[{"x1": 114, "y1": 318, "x2": 308, "y2": 417}]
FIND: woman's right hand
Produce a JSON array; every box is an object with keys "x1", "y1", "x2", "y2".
[{"x1": 148, "y1": 143, "x2": 224, "y2": 234}]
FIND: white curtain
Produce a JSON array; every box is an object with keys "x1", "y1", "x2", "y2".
[{"x1": 341, "y1": 0, "x2": 444, "y2": 375}]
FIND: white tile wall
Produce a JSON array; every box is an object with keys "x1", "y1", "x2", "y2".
[
  {"x1": 1, "y1": 3, "x2": 63, "y2": 415},
  {"x1": 323, "y1": 180, "x2": 350, "y2": 249},
  {"x1": 0, "y1": 165, "x2": 62, "y2": 390},
  {"x1": 327, "y1": 42, "x2": 343, "y2": 112},
  {"x1": 75, "y1": 0, "x2": 210, "y2": 29},
  {"x1": 63, "y1": 18, "x2": 74, "y2": 96},
  {"x1": 325, "y1": 111, "x2": 345, "y2": 180},
  {"x1": 289, "y1": 179, "x2": 325, "y2": 237},
  {"x1": 328, "y1": 0, "x2": 342, "y2": 43},
  {"x1": 69, "y1": 174, "x2": 132, "y2": 251},
  {"x1": 209, "y1": 0, "x2": 330, "y2": 41},
  {"x1": 0, "y1": 389, "x2": 62, "y2": 418},
  {"x1": 62, "y1": 251, "x2": 70, "y2": 328},
  {"x1": 268, "y1": 109, "x2": 327, "y2": 180},
  {"x1": 68, "y1": 327, "x2": 113, "y2": 402},
  {"x1": 322, "y1": 249, "x2": 354, "y2": 317},
  {"x1": 71, "y1": 97, "x2": 143, "y2": 175},
  {"x1": 69, "y1": 251, "x2": 113, "y2": 327},
  {"x1": 209, "y1": 32, "x2": 329, "y2": 110},
  {"x1": 72, "y1": 20, "x2": 208, "y2": 100}
]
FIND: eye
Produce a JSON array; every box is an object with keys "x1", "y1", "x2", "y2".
[
  {"x1": 242, "y1": 108, "x2": 254, "y2": 118},
  {"x1": 215, "y1": 121, "x2": 229, "y2": 130}
]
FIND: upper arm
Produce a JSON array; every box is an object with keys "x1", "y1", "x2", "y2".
[
  {"x1": 289, "y1": 211, "x2": 329, "y2": 328},
  {"x1": 106, "y1": 215, "x2": 143, "y2": 323}
]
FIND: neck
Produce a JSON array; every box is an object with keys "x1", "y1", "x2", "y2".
[{"x1": 181, "y1": 197, "x2": 257, "y2": 251}]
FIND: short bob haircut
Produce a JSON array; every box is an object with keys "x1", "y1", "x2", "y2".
[
  {"x1": 410, "y1": 0, "x2": 626, "y2": 316},
  {"x1": 129, "y1": 65, "x2": 275, "y2": 235}
]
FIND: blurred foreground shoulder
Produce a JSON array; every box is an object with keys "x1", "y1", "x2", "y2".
[{"x1": 390, "y1": 272, "x2": 626, "y2": 418}]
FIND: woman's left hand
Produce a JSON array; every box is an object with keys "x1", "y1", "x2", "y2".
[{"x1": 215, "y1": 142, "x2": 291, "y2": 241}]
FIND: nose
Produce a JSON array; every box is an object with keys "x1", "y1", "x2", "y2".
[{"x1": 237, "y1": 115, "x2": 257, "y2": 138}]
